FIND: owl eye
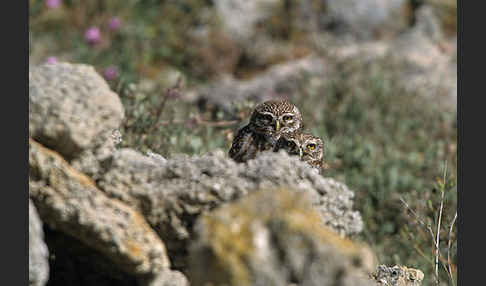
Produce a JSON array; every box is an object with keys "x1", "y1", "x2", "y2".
[
  {"x1": 283, "y1": 115, "x2": 293, "y2": 122},
  {"x1": 260, "y1": 114, "x2": 273, "y2": 122},
  {"x1": 307, "y1": 144, "x2": 316, "y2": 150}
]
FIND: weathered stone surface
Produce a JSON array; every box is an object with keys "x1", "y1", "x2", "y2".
[
  {"x1": 142, "y1": 269, "x2": 190, "y2": 286},
  {"x1": 29, "y1": 200, "x2": 49, "y2": 286},
  {"x1": 98, "y1": 148, "x2": 364, "y2": 270},
  {"x1": 29, "y1": 138, "x2": 170, "y2": 278},
  {"x1": 371, "y1": 265, "x2": 424, "y2": 286},
  {"x1": 29, "y1": 62, "x2": 124, "y2": 159},
  {"x1": 188, "y1": 189, "x2": 375, "y2": 286}
]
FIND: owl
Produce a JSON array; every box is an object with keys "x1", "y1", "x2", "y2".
[
  {"x1": 274, "y1": 131, "x2": 324, "y2": 173},
  {"x1": 229, "y1": 99, "x2": 303, "y2": 163}
]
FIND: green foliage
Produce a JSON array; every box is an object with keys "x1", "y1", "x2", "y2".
[{"x1": 295, "y1": 56, "x2": 457, "y2": 286}]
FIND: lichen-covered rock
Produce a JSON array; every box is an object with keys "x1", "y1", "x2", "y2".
[
  {"x1": 29, "y1": 138, "x2": 170, "y2": 278},
  {"x1": 188, "y1": 189, "x2": 376, "y2": 286},
  {"x1": 29, "y1": 200, "x2": 49, "y2": 286},
  {"x1": 29, "y1": 62, "x2": 124, "y2": 159},
  {"x1": 98, "y1": 148, "x2": 364, "y2": 269},
  {"x1": 371, "y1": 265, "x2": 424, "y2": 286}
]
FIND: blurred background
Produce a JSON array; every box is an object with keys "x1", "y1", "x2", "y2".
[{"x1": 29, "y1": 0, "x2": 457, "y2": 285}]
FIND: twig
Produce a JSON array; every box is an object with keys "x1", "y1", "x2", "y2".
[
  {"x1": 447, "y1": 212, "x2": 457, "y2": 286},
  {"x1": 435, "y1": 160, "x2": 448, "y2": 285},
  {"x1": 399, "y1": 197, "x2": 436, "y2": 242}
]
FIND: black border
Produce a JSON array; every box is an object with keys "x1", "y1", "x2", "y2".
[{"x1": 456, "y1": 0, "x2": 462, "y2": 283}]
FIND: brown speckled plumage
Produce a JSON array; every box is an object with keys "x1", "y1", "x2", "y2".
[{"x1": 229, "y1": 99, "x2": 303, "y2": 163}]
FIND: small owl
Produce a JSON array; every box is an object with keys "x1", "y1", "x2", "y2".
[
  {"x1": 274, "y1": 131, "x2": 324, "y2": 173},
  {"x1": 229, "y1": 99, "x2": 303, "y2": 163}
]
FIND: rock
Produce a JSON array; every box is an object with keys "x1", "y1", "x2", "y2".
[
  {"x1": 371, "y1": 265, "x2": 424, "y2": 286},
  {"x1": 324, "y1": 0, "x2": 407, "y2": 40},
  {"x1": 29, "y1": 62, "x2": 124, "y2": 160},
  {"x1": 188, "y1": 189, "x2": 375, "y2": 286},
  {"x1": 389, "y1": 5, "x2": 456, "y2": 108},
  {"x1": 189, "y1": 55, "x2": 327, "y2": 114},
  {"x1": 142, "y1": 269, "x2": 190, "y2": 286},
  {"x1": 98, "y1": 148, "x2": 364, "y2": 270},
  {"x1": 213, "y1": 0, "x2": 280, "y2": 44},
  {"x1": 29, "y1": 200, "x2": 49, "y2": 286},
  {"x1": 29, "y1": 138, "x2": 170, "y2": 278}
]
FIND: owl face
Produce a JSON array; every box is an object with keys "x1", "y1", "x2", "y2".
[
  {"x1": 275, "y1": 132, "x2": 324, "y2": 167},
  {"x1": 299, "y1": 133, "x2": 324, "y2": 163},
  {"x1": 249, "y1": 100, "x2": 303, "y2": 140}
]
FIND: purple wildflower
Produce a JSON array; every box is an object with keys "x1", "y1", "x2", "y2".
[
  {"x1": 84, "y1": 26, "x2": 102, "y2": 45},
  {"x1": 45, "y1": 0, "x2": 61, "y2": 9},
  {"x1": 107, "y1": 17, "x2": 121, "y2": 31},
  {"x1": 45, "y1": 56, "x2": 58, "y2": 64},
  {"x1": 103, "y1": 66, "x2": 118, "y2": 81}
]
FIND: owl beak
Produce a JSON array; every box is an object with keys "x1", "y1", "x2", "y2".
[{"x1": 275, "y1": 120, "x2": 280, "y2": 132}]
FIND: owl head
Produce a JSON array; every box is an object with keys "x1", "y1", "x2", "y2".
[
  {"x1": 299, "y1": 133, "x2": 324, "y2": 164},
  {"x1": 249, "y1": 100, "x2": 303, "y2": 140},
  {"x1": 274, "y1": 131, "x2": 324, "y2": 169}
]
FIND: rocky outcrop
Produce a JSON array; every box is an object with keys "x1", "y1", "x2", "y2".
[
  {"x1": 371, "y1": 265, "x2": 424, "y2": 286},
  {"x1": 28, "y1": 61, "x2": 424, "y2": 285},
  {"x1": 29, "y1": 200, "x2": 49, "y2": 286},
  {"x1": 188, "y1": 189, "x2": 376, "y2": 286},
  {"x1": 98, "y1": 148, "x2": 364, "y2": 269},
  {"x1": 29, "y1": 138, "x2": 170, "y2": 278}
]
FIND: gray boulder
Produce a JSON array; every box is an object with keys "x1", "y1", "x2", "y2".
[
  {"x1": 29, "y1": 200, "x2": 49, "y2": 286},
  {"x1": 98, "y1": 148, "x2": 364, "y2": 270},
  {"x1": 188, "y1": 189, "x2": 375, "y2": 286},
  {"x1": 29, "y1": 62, "x2": 124, "y2": 160},
  {"x1": 29, "y1": 138, "x2": 170, "y2": 279}
]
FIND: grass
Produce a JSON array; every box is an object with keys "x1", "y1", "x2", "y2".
[{"x1": 30, "y1": 1, "x2": 457, "y2": 285}]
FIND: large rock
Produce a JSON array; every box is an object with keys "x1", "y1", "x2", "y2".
[
  {"x1": 29, "y1": 138, "x2": 170, "y2": 280},
  {"x1": 29, "y1": 62, "x2": 124, "y2": 160},
  {"x1": 29, "y1": 200, "x2": 49, "y2": 286},
  {"x1": 188, "y1": 189, "x2": 375, "y2": 286},
  {"x1": 98, "y1": 148, "x2": 364, "y2": 270}
]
